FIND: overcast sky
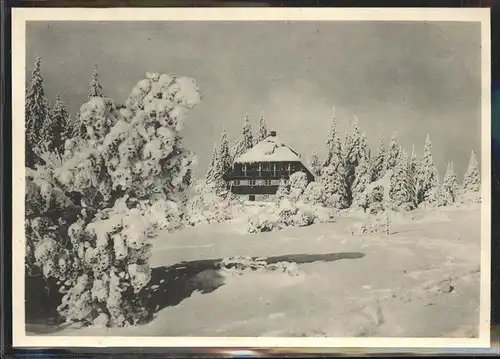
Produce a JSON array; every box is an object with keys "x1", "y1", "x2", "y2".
[{"x1": 26, "y1": 21, "x2": 482, "y2": 179}]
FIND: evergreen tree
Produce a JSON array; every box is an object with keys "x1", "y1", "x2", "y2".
[
  {"x1": 424, "y1": 182, "x2": 446, "y2": 208},
  {"x1": 332, "y1": 133, "x2": 343, "y2": 167},
  {"x1": 44, "y1": 94, "x2": 70, "y2": 153},
  {"x1": 288, "y1": 171, "x2": 309, "y2": 202},
  {"x1": 343, "y1": 117, "x2": 365, "y2": 205},
  {"x1": 321, "y1": 136, "x2": 349, "y2": 209},
  {"x1": 74, "y1": 108, "x2": 85, "y2": 139},
  {"x1": 309, "y1": 152, "x2": 322, "y2": 178},
  {"x1": 386, "y1": 131, "x2": 400, "y2": 171},
  {"x1": 321, "y1": 162, "x2": 349, "y2": 209},
  {"x1": 352, "y1": 155, "x2": 372, "y2": 206},
  {"x1": 62, "y1": 114, "x2": 78, "y2": 143},
  {"x1": 343, "y1": 117, "x2": 363, "y2": 168},
  {"x1": 242, "y1": 113, "x2": 253, "y2": 149},
  {"x1": 26, "y1": 71, "x2": 201, "y2": 328},
  {"x1": 370, "y1": 139, "x2": 387, "y2": 182},
  {"x1": 218, "y1": 130, "x2": 232, "y2": 181},
  {"x1": 460, "y1": 150, "x2": 481, "y2": 203},
  {"x1": 418, "y1": 134, "x2": 439, "y2": 204},
  {"x1": 323, "y1": 107, "x2": 337, "y2": 167},
  {"x1": 205, "y1": 145, "x2": 219, "y2": 185},
  {"x1": 256, "y1": 114, "x2": 268, "y2": 143},
  {"x1": 276, "y1": 178, "x2": 290, "y2": 200},
  {"x1": 25, "y1": 57, "x2": 51, "y2": 167},
  {"x1": 407, "y1": 144, "x2": 419, "y2": 207},
  {"x1": 351, "y1": 131, "x2": 371, "y2": 205},
  {"x1": 72, "y1": 63, "x2": 105, "y2": 141},
  {"x1": 359, "y1": 132, "x2": 370, "y2": 162},
  {"x1": 88, "y1": 63, "x2": 104, "y2": 100},
  {"x1": 442, "y1": 161, "x2": 459, "y2": 205},
  {"x1": 462, "y1": 150, "x2": 480, "y2": 191},
  {"x1": 389, "y1": 148, "x2": 412, "y2": 210},
  {"x1": 232, "y1": 113, "x2": 254, "y2": 159}
]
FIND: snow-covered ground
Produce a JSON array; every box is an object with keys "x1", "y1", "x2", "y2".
[{"x1": 29, "y1": 204, "x2": 481, "y2": 338}]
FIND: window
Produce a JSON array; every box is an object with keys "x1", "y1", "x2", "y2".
[
  {"x1": 273, "y1": 164, "x2": 277, "y2": 176},
  {"x1": 287, "y1": 163, "x2": 291, "y2": 174},
  {"x1": 258, "y1": 164, "x2": 262, "y2": 177},
  {"x1": 242, "y1": 164, "x2": 247, "y2": 176}
]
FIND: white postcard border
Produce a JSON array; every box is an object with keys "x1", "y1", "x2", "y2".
[{"x1": 11, "y1": 7, "x2": 492, "y2": 349}]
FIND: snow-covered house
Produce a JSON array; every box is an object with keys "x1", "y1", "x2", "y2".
[{"x1": 223, "y1": 131, "x2": 315, "y2": 200}]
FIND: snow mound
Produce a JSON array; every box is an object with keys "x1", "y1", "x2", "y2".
[{"x1": 220, "y1": 256, "x2": 300, "y2": 277}]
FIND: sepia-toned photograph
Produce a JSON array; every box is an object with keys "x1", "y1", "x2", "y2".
[{"x1": 12, "y1": 8, "x2": 491, "y2": 349}]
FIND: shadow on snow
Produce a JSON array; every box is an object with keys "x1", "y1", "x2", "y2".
[
  {"x1": 139, "y1": 251, "x2": 365, "y2": 322},
  {"x1": 25, "y1": 251, "x2": 365, "y2": 332}
]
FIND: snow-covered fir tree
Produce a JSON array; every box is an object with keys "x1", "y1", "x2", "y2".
[
  {"x1": 276, "y1": 178, "x2": 290, "y2": 200},
  {"x1": 211, "y1": 130, "x2": 232, "y2": 195},
  {"x1": 323, "y1": 107, "x2": 337, "y2": 168},
  {"x1": 321, "y1": 137, "x2": 349, "y2": 209},
  {"x1": 25, "y1": 57, "x2": 51, "y2": 167},
  {"x1": 219, "y1": 130, "x2": 232, "y2": 178},
  {"x1": 417, "y1": 134, "x2": 440, "y2": 205},
  {"x1": 322, "y1": 162, "x2": 349, "y2": 209},
  {"x1": 343, "y1": 117, "x2": 363, "y2": 168},
  {"x1": 407, "y1": 144, "x2": 419, "y2": 208},
  {"x1": 370, "y1": 139, "x2": 387, "y2": 182},
  {"x1": 73, "y1": 63, "x2": 105, "y2": 140},
  {"x1": 44, "y1": 94, "x2": 70, "y2": 153},
  {"x1": 332, "y1": 133, "x2": 344, "y2": 169},
  {"x1": 288, "y1": 171, "x2": 309, "y2": 202},
  {"x1": 343, "y1": 117, "x2": 366, "y2": 205},
  {"x1": 26, "y1": 72, "x2": 201, "y2": 327},
  {"x1": 386, "y1": 131, "x2": 400, "y2": 171},
  {"x1": 232, "y1": 113, "x2": 253, "y2": 160},
  {"x1": 462, "y1": 150, "x2": 480, "y2": 192},
  {"x1": 442, "y1": 161, "x2": 459, "y2": 205},
  {"x1": 309, "y1": 152, "x2": 322, "y2": 178},
  {"x1": 389, "y1": 147, "x2": 413, "y2": 210},
  {"x1": 351, "y1": 130, "x2": 371, "y2": 206},
  {"x1": 241, "y1": 113, "x2": 253, "y2": 150},
  {"x1": 352, "y1": 154, "x2": 372, "y2": 207},
  {"x1": 302, "y1": 181, "x2": 327, "y2": 206},
  {"x1": 256, "y1": 114, "x2": 268, "y2": 143},
  {"x1": 460, "y1": 150, "x2": 481, "y2": 203},
  {"x1": 61, "y1": 114, "x2": 77, "y2": 144},
  {"x1": 205, "y1": 145, "x2": 219, "y2": 185},
  {"x1": 359, "y1": 132, "x2": 370, "y2": 162},
  {"x1": 88, "y1": 63, "x2": 104, "y2": 100}
]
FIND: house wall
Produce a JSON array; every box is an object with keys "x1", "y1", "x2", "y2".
[{"x1": 223, "y1": 161, "x2": 315, "y2": 195}]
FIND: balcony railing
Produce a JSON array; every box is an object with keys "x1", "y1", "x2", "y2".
[{"x1": 230, "y1": 179, "x2": 287, "y2": 187}]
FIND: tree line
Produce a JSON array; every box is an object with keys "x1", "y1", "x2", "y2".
[
  {"x1": 311, "y1": 108, "x2": 480, "y2": 210},
  {"x1": 25, "y1": 58, "x2": 104, "y2": 168},
  {"x1": 204, "y1": 107, "x2": 481, "y2": 211}
]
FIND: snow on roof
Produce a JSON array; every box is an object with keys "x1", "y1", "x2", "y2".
[{"x1": 235, "y1": 135, "x2": 301, "y2": 163}]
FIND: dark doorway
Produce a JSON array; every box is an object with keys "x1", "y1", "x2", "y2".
[{"x1": 249, "y1": 194, "x2": 255, "y2": 201}]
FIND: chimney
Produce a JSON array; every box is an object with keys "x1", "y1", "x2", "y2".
[{"x1": 269, "y1": 130, "x2": 277, "y2": 137}]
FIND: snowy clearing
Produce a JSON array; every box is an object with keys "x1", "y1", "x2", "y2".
[{"x1": 28, "y1": 204, "x2": 480, "y2": 338}]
